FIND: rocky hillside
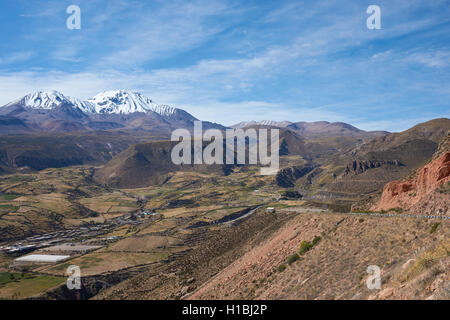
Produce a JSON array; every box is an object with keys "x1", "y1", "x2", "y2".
[
  {"x1": 370, "y1": 151, "x2": 449, "y2": 214},
  {"x1": 93, "y1": 208, "x2": 449, "y2": 300},
  {"x1": 185, "y1": 211, "x2": 449, "y2": 300}
]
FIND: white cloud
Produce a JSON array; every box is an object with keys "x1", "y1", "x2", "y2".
[
  {"x1": 407, "y1": 50, "x2": 450, "y2": 68},
  {"x1": 95, "y1": 0, "x2": 245, "y2": 68},
  {"x1": 0, "y1": 52, "x2": 34, "y2": 65},
  {"x1": 1, "y1": 0, "x2": 449, "y2": 132}
]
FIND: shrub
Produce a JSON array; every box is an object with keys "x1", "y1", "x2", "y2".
[
  {"x1": 311, "y1": 235, "x2": 322, "y2": 246},
  {"x1": 287, "y1": 253, "x2": 300, "y2": 265},
  {"x1": 390, "y1": 207, "x2": 403, "y2": 213},
  {"x1": 298, "y1": 241, "x2": 313, "y2": 255},
  {"x1": 402, "y1": 243, "x2": 448, "y2": 281},
  {"x1": 278, "y1": 264, "x2": 287, "y2": 272},
  {"x1": 430, "y1": 222, "x2": 441, "y2": 234},
  {"x1": 298, "y1": 235, "x2": 322, "y2": 256}
]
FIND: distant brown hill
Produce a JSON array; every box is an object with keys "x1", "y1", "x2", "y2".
[
  {"x1": 93, "y1": 140, "x2": 235, "y2": 188},
  {"x1": 94, "y1": 127, "x2": 314, "y2": 188},
  {"x1": 274, "y1": 128, "x2": 308, "y2": 157},
  {"x1": 287, "y1": 121, "x2": 388, "y2": 139},
  {"x1": 352, "y1": 118, "x2": 450, "y2": 155},
  {"x1": 0, "y1": 132, "x2": 163, "y2": 171},
  {"x1": 232, "y1": 120, "x2": 388, "y2": 139}
]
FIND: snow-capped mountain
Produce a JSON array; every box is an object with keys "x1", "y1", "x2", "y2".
[
  {"x1": 5, "y1": 90, "x2": 96, "y2": 113},
  {"x1": 87, "y1": 90, "x2": 196, "y2": 121},
  {"x1": 231, "y1": 120, "x2": 293, "y2": 128},
  {"x1": 2, "y1": 90, "x2": 196, "y2": 118},
  {"x1": 0, "y1": 90, "x2": 222, "y2": 134},
  {"x1": 88, "y1": 90, "x2": 158, "y2": 114}
]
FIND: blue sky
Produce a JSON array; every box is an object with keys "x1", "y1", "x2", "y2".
[{"x1": 0, "y1": 0, "x2": 449, "y2": 131}]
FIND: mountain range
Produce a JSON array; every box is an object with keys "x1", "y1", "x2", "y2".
[
  {"x1": 1, "y1": 90, "x2": 449, "y2": 194},
  {"x1": 0, "y1": 90, "x2": 223, "y2": 134},
  {"x1": 232, "y1": 120, "x2": 388, "y2": 139},
  {"x1": 1, "y1": 90, "x2": 389, "y2": 138}
]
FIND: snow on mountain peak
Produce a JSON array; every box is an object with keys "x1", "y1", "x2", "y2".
[
  {"x1": 16, "y1": 90, "x2": 70, "y2": 109},
  {"x1": 88, "y1": 90, "x2": 155, "y2": 114},
  {"x1": 7, "y1": 90, "x2": 95, "y2": 113},
  {"x1": 88, "y1": 90, "x2": 182, "y2": 117},
  {"x1": 3, "y1": 90, "x2": 187, "y2": 117}
]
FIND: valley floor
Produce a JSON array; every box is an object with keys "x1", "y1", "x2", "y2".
[{"x1": 0, "y1": 156, "x2": 448, "y2": 300}]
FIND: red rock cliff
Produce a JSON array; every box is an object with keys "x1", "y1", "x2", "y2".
[{"x1": 371, "y1": 152, "x2": 450, "y2": 214}]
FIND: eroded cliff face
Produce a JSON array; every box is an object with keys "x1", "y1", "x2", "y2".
[
  {"x1": 371, "y1": 152, "x2": 450, "y2": 214},
  {"x1": 343, "y1": 159, "x2": 402, "y2": 175}
]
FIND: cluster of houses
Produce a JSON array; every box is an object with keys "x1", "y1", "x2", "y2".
[
  {"x1": 0, "y1": 244, "x2": 37, "y2": 255},
  {"x1": 0, "y1": 210, "x2": 163, "y2": 272}
]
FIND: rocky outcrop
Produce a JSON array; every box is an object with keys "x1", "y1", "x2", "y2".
[
  {"x1": 275, "y1": 166, "x2": 314, "y2": 187},
  {"x1": 371, "y1": 152, "x2": 450, "y2": 214},
  {"x1": 344, "y1": 159, "x2": 402, "y2": 175}
]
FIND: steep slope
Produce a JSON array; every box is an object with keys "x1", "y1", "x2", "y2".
[
  {"x1": 0, "y1": 90, "x2": 226, "y2": 173},
  {"x1": 230, "y1": 121, "x2": 389, "y2": 168},
  {"x1": 186, "y1": 211, "x2": 449, "y2": 300},
  {"x1": 92, "y1": 208, "x2": 449, "y2": 300}
]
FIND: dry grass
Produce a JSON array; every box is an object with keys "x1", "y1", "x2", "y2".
[
  {"x1": 109, "y1": 235, "x2": 182, "y2": 252},
  {"x1": 402, "y1": 240, "x2": 450, "y2": 282}
]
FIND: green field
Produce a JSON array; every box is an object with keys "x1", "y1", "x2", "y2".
[
  {"x1": 0, "y1": 272, "x2": 65, "y2": 299},
  {"x1": 0, "y1": 195, "x2": 20, "y2": 201}
]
